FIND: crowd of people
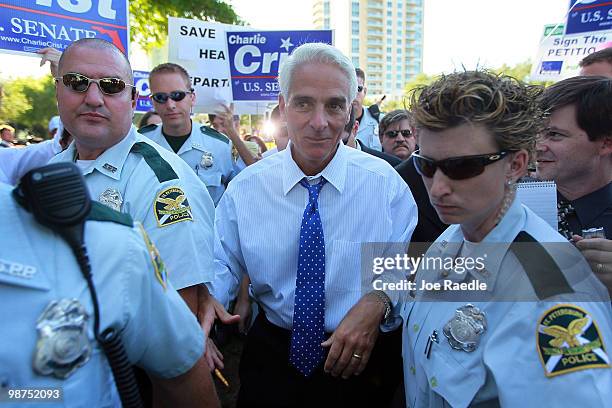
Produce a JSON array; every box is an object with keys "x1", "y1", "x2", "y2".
[{"x1": 1, "y1": 38, "x2": 611, "y2": 408}]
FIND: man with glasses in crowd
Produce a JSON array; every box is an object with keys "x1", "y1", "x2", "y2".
[
  {"x1": 49, "y1": 39, "x2": 217, "y2": 322},
  {"x1": 141, "y1": 63, "x2": 253, "y2": 206},
  {"x1": 378, "y1": 109, "x2": 416, "y2": 161},
  {"x1": 353, "y1": 68, "x2": 383, "y2": 151}
]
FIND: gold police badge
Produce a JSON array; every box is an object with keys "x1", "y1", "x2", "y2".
[
  {"x1": 537, "y1": 304, "x2": 610, "y2": 377},
  {"x1": 154, "y1": 187, "x2": 193, "y2": 227}
]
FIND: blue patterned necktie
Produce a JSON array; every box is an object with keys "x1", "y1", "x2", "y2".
[{"x1": 289, "y1": 177, "x2": 327, "y2": 377}]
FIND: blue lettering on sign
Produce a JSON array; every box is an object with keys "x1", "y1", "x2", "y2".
[
  {"x1": 0, "y1": 0, "x2": 128, "y2": 54},
  {"x1": 539, "y1": 61, "x2": 563, "y2": 75},
  {"x1": 226, "y1": 30, "x2": 333, "y2": 102},
  {"x1": 565, "y1": 0, "x2": 612, "y2": 35},
  {"x1": 134, "y1": 70, "x2": 152, "y2": 113}
]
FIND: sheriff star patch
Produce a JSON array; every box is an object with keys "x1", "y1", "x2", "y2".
[
  {"x1": 537, "y1": 304, "x2": 610, "y2": 377},
  {"x1": 154, "y1": 187, "x2": 193, "y2": 227},
  {"x1": 137, "y1": 223, "x2": 167, "y2": 290}
]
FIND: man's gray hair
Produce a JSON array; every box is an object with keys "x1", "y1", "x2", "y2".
[{"x1": 278, "y1": 43, "x2": 357, "y2": 103}]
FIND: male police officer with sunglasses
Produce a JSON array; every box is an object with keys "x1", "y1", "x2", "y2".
[
  {"x1": 141, "y1": 63, "x2": 256, "y2": 206},
  {"x1": 49, "y1": 39, "x2": 219, "y2": 325}
]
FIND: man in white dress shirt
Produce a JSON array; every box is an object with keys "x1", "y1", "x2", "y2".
[{"x1": 210, "y1": 42, "x2": 418, "y2": 407}]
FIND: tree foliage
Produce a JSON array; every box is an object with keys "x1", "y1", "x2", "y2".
[
  {"x1": 0, "y1": 75, "x2": 57, "y2": 138},
  {"x1": 130, "y1": 0, "x2": 242, "y2": 51},
  {"x1": 377, "y1": 60, "x2": 551, "y2": 112}
]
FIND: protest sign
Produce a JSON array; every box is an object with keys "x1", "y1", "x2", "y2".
[{"x1": 0, "y1": 0, "x2": 129, "y2": 55}]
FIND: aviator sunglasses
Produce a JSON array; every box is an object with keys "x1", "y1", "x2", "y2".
[
  {"x1": 151, "y1": 90, "x2": 194, "y2": 104},
  {"x1": 412, "y1": 150, "x2": 512, "y2": 180},
  {"x1": 56, "y1": 72, "x2": 134, "y2": 95},
  {"x1": 384, "y1": 129, "x2": 413, "y2": 138}
]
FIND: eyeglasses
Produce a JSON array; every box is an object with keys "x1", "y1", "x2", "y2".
[
  {"x1": 357, "y1": 85, "x2": 364, "y2": 93},
  {"x1": 151, "y1": 90, "x2": 193, "y2": 104},
  {"x1": 412, "y1": 150, "x2": 511, "y2": 180},
  {"x1": 56, "y1": 73, "x2": 133, "y2": 95},
  {"x1": 384, "y1": 129, "x2": 412, "y2": 138}
]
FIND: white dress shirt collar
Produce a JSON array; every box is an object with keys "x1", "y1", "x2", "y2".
[{"x1": 281, "y1": 140, "x2": 348, "y2": 196}]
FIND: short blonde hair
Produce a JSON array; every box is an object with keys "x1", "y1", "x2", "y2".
[{"x1": 409, "y1": 70, "x2": 544, "y2": 156}]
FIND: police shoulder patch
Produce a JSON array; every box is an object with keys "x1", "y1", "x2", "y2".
[
  {"x1": 136, "y1": 223, "x2": 167, "y2": 290},
  {"x1": 153, "y1": 186, "x2": 193, "y2": 227},
  {"x1": 537, "y1": 303, "x2": 610, "y2": 377}
]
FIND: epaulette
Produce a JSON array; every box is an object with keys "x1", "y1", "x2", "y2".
[
  {"x1": 510, "y1": 231, "x2": 574, "y2": 300},
  {"x1": 130, "y1": 142, "x2": 178, "y2": 183},
  {"x1": 88, "y1": 202, "x2": 134, "y2": 227},
  {"x1": 200, "y1": 126, "x2": 230, "y2": 144},
  {"x1": 138, "y1": 123, "x2": 158, "y2": 134}
]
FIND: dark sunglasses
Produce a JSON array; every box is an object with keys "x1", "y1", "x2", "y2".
[
  {"x1": 151, "y1": 90, "x2": 193, "y2": 104},
  {"x1": 412, "y1": 150, "x2": 511, "y2": 180},
  {"x1": 384, "y1": 129, "x2": 412, "y2": 138},
  {"x1": 357, "y1": 85, "x2": 364, "y2": 93},
  {"x1": 56, "y1": 72, "x2": 133, "y2": 95}
]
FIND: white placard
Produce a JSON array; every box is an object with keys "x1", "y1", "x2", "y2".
[
  {"x1": 168, "y1": 17, "x2": 270, "y2": 114},
  {"x1": 530, "y1": 23, "x2": 611, "y2": 82}
]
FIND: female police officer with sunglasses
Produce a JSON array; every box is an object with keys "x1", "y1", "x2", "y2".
[{"x1": 401, "y1": 71, "x2": 612, "y2": 407}]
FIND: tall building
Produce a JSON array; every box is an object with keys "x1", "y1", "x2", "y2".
[{"x1": 313, "y1": 0, "x2": 424, "y2": 99}]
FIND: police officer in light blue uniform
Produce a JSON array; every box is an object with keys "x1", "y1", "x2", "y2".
[
  {"x1": 141, "y1": 63, "x2": 238, "y2": 206},
  {"x1": 402, "y1": 71, "x2": 612, "y2": 407},
  {"x1": 48, "y1": 39, "x2": 215, "y2": 314},
  {"x1": 51, "y1": 125, "x2": 215, "y2": 293},
  {"x1": 0, "y1": 180, "x2": 218, "y2": 407},
  {"x1": 141, "y1": 121, "x2": 235, "y2": 206},
  {"x1": 404, "y1": 199, "x2": 612, "y2": 407}
]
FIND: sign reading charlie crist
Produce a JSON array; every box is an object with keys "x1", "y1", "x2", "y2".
[
  {"x1": 226, "y1": 30, "x2": 333, "y2": 102},
  {"x1": 0, "y1": 0, "x2": 129, "y2": 55}
]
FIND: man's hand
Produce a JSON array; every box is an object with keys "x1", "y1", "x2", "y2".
[
  {"x1": 37, "y1": 47, "x2": 61, "y2": 77},
  {"x1": 215, "y1": 103, "x2": 258, "y2": 166},
  {"x1": 321, "y1": 293, "x2": 385, "y2": 379},
  {"x1": 574, "y1": 235, "x2": 612, "y2": 296},
  {"x1": 204, "y1": 338, "x2": 224, "y2": 371},
  {"x1": 197, "y1": 284, "x2": 240, "y2": 337},
  {"x1": 235, "y1": 276, "x2": 253, "y2": 334}
]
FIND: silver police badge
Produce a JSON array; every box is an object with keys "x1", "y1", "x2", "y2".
[
  {"x1": 200, "y1": 152, "x2": 214, "y2": 169},
  {"x1": 33, "y1": 299, "x2": 92, "y2": 379},
  {"x1": 443, "y1": 304, "x2": 487, "y2": 352},
  {"x1": 99, "y1": 188, "x2": 123, "y2": 212}
]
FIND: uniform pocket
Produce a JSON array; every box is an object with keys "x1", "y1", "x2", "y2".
[
  {"x1": 420, "y1": 329, "x2": 486, "y2": 408},
  {"x1": 198, "y1": 172, "x2": 222, "y2": 187}
]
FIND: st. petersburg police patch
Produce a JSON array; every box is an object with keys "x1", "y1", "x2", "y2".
[
  {"x1": 537, "y1": 304, "x2": 610, "y2": 377},
  {"x1": 154, "y1": 187, "x2": 193, "y2": 227},
  {"x1": 137, "y1": 223, "x2": 168, "y2": 290}
]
